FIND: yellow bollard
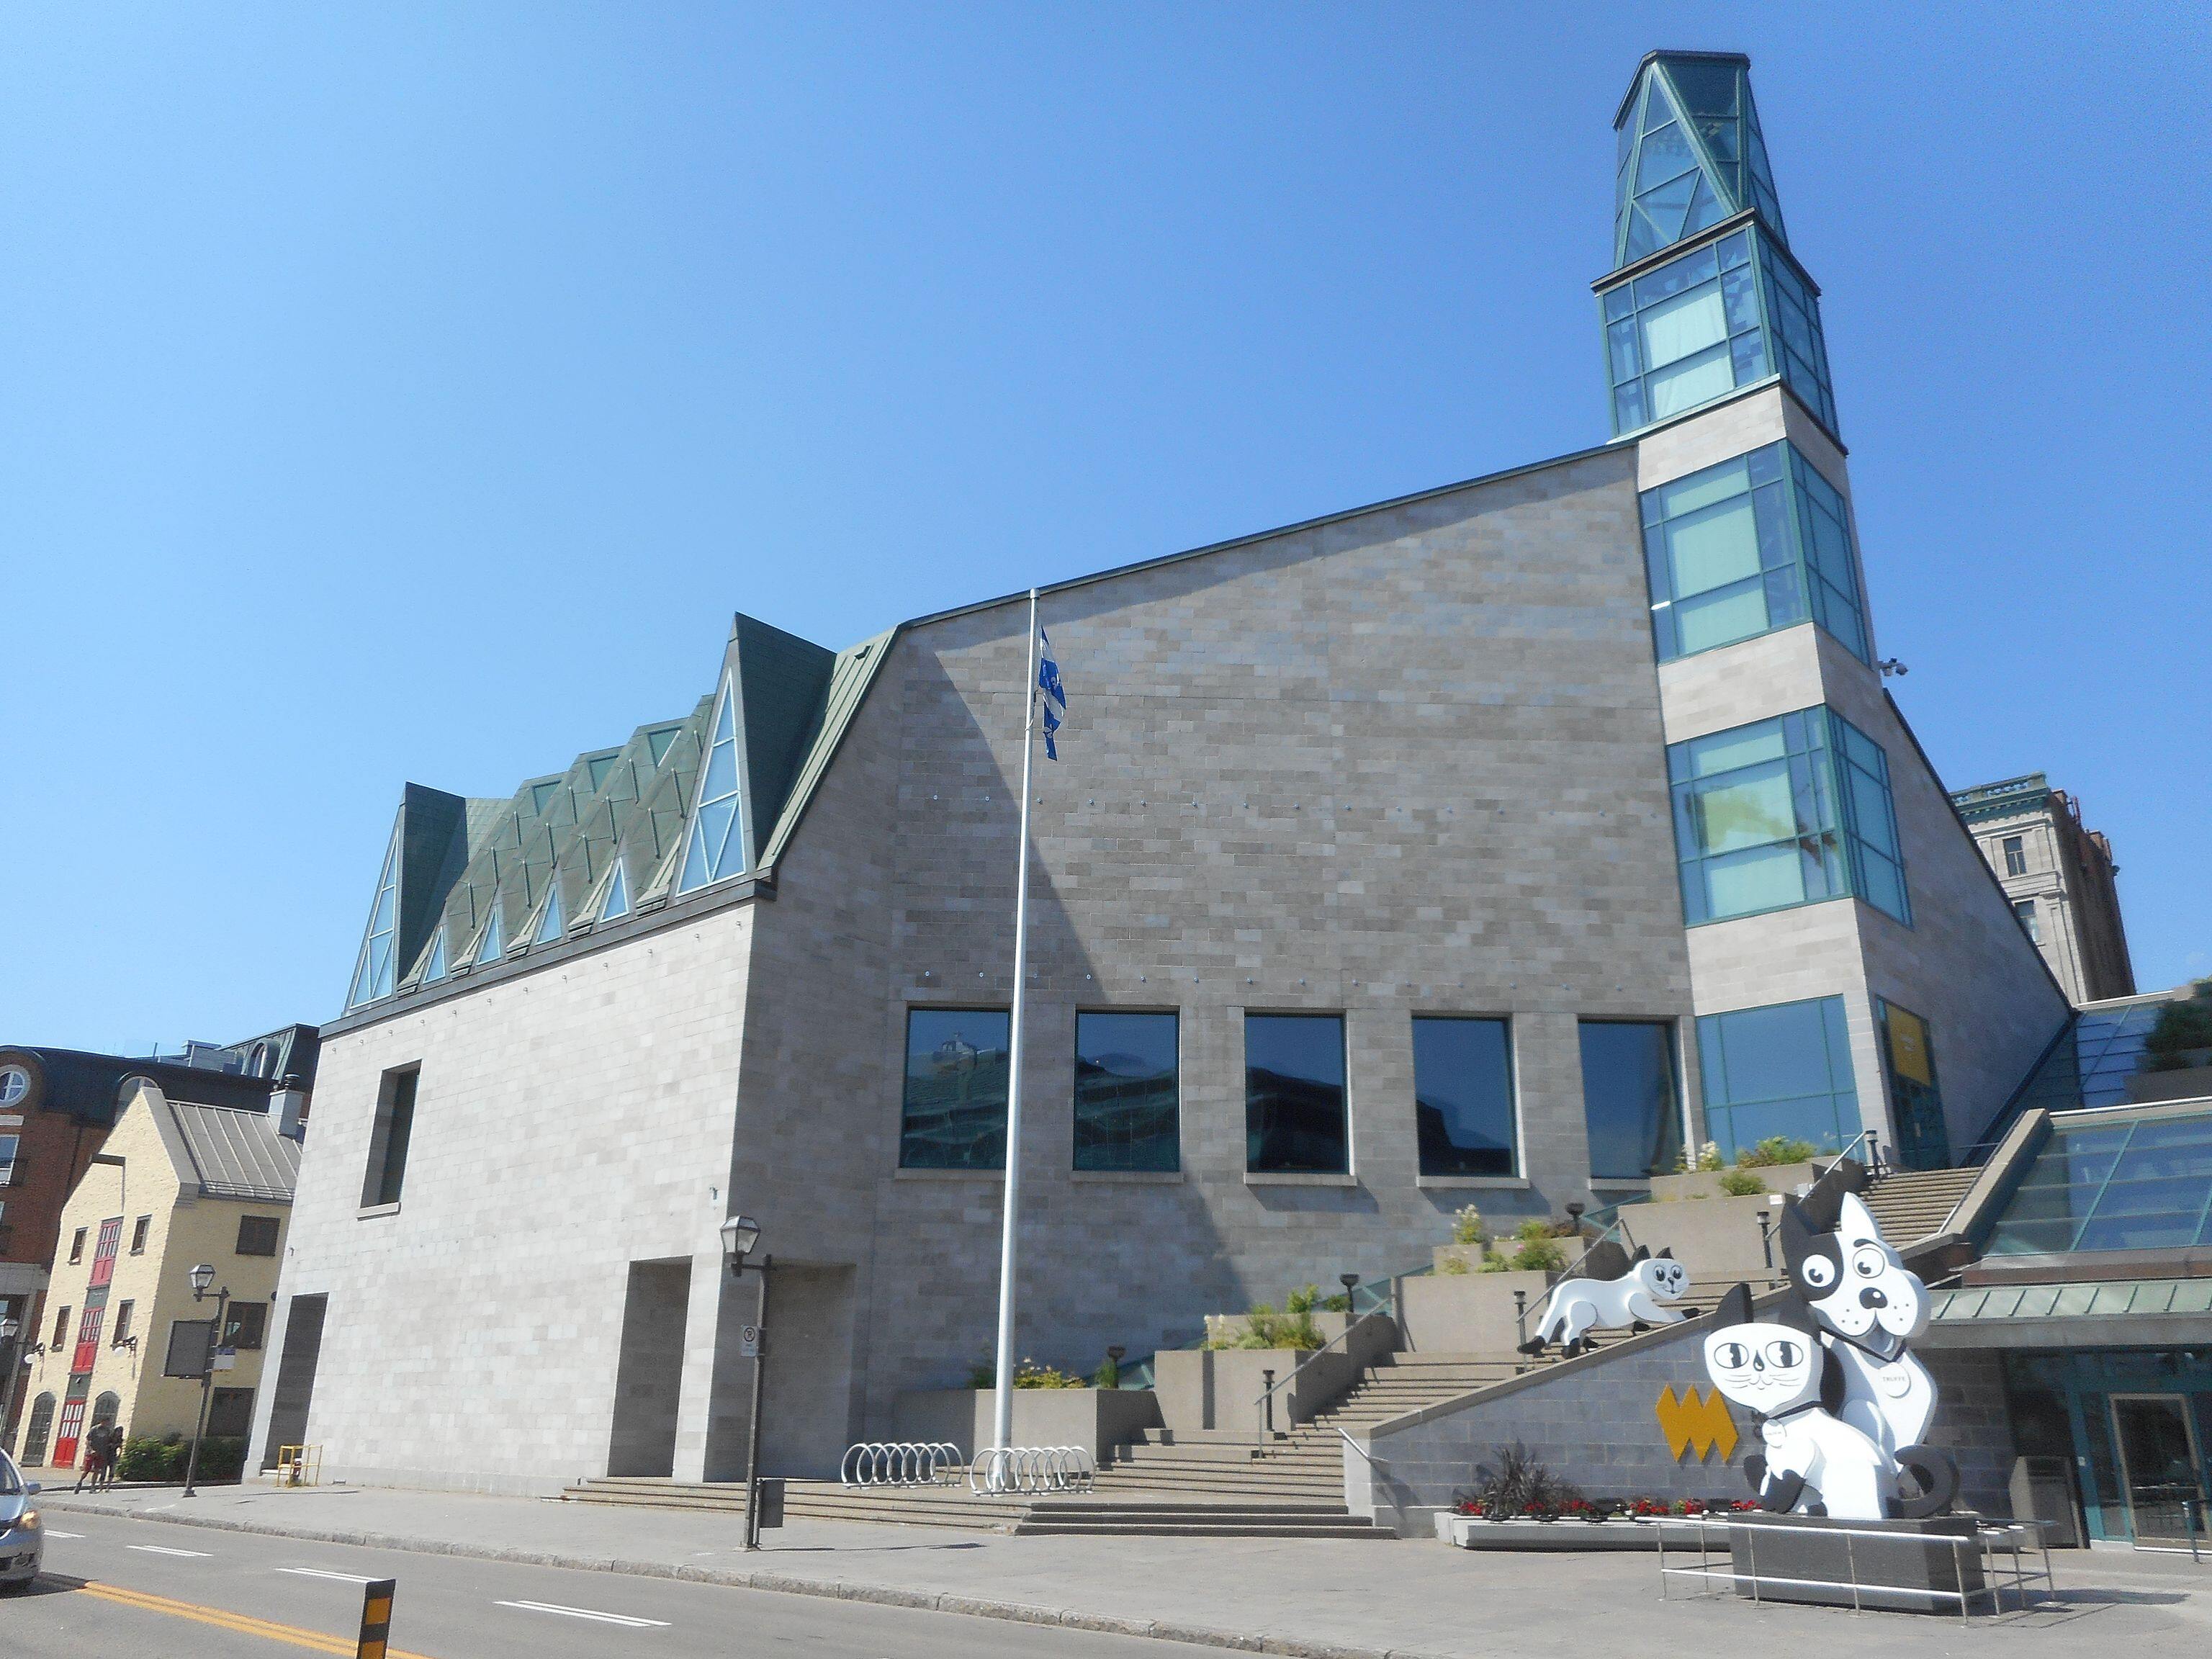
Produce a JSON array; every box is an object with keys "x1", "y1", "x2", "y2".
[{"x1": 356, "y1": 1578, "x2": 397, "y2": 1659}]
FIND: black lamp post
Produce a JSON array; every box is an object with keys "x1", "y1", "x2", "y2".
[
  {"x1": 719, "y1": 1215, "x2": 771, "y2": 1551},
  {"x1": 1339, "y1": 1274, "x2": 1360, "y2": 1316},
  {"x1": 181, "y1": 1262, "x2": 231, "y2": 1499}
]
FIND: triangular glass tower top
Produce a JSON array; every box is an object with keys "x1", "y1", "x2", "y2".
[
  {"x1": 472, "y1": 909, "x2": 505, "y2": 966},
  {"x1": 1613, "y1": 53, "x2": 1785, "y2": 271},
  {"x1": 418, "y1": 926, "x2": 450, "y2": 986},
  {"x1": 531, "y1": 884, "x2": 565, "y2": 945},
  {"x1": 346, "y1": 827, "x2": 403, "y2": 1008},
  {"x1": 677, "y1": 675, "x2": 747, "y2": 895}
]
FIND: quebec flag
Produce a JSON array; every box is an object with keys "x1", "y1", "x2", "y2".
[{"x1": 1037, "y1": 630, "x2": 1068, "y2": 760}]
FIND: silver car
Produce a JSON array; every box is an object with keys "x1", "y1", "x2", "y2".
[{"x1": 0, "y1": 1449, "x2": 42, "y2": 1589}]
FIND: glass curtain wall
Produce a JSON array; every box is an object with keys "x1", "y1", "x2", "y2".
[
  {"x1": 1580, "y1": 1020, "x2": 1683, "y2": 1180},
  {"x1": 1696, "y1": 997, "x2": 1857, "y2": 1158},
  {"x1": 1601, "y1": 229, "x2": 1838, "y2": 440},
  {"x1": 1246, "y1": 1014, "x2": 1349, "y2": 1174},
  {"x1": 1642, "y1": 441, "x2": 1869, "y2": 662},
  {"x1": 1413, "y1": 1017, "x2": 1518, "y2": 1177},
  {"x1": 1668, "y1": 708, "x2": 1910, "y2": 926},
  {"x1": 898, "y1": 1008, "x2": 1012, "y2": 1169},
  {"x1": 1984, "y1": 1105, "x2": 2212, "y2": 1254},
  {"x1": 1073, "y1": 1012, "x2": 1180, "y2": 1172}
]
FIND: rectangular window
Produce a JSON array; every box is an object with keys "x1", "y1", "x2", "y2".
[
  {"x1": 130, "y1": 1215, "x2": 150, "y2": 1255},
  {"x1": 1641, "y1": 441, "x2": 1869, "y2": 663},
  {"x1": 1413, "y1": 1017, "x2": 1519, "y2": 1177},
  {"x1": 0, "y1": 1133, "x2": 16, "y2": 1183},
  {"x1": 1599, "y1": 226, "x2": 1837, "y2": 439},
  {"x1": 1072, "y1": 1012, "x2": 1180, "y2": 1173},
  {"x1": 1580, "y1": 1021, "x2": 1683, "y2": 1181},
  {"x1": 224, "y1": 1300, "x2": 270, "y2": 1352},
  {"x1": 68, "y1": 1228, "x2": 86, "y2": 1265},
  {"x1": 1245, "y1": 1014, "x2": 1349, "y2": 1174},
  {"x1": 1696, "y1": 997, "x2": 1857, "y2": 1160},
  {"x1": 360, "y1": 1066, "x2": 420, "y2": 1209},
  {"x1": 52, "y1": 1305, "x2": 71, "y2": 1349},
  {"x1": 2014, "y1": 899, "x2": 2042, "y2": 943},
  {"x1": 1668, "y1": 708, "x2": 1909, "y2": 926},
  {"x1": 1881, "y1": 1002, "x2": 1951, "y2": 1172},
  {"x1": 112, "y1": 1300, "x2": 135, "y2": 1344},
  {"x1": 2002, "y1": 835, "x2": 2028, "y2": 877},
  {"x1": 235, "y1": 1215, "x2": 282, "y2": 1257},
  {"x1": 898, "y1": 1008, "x2": 1012, "y2": 1170}
]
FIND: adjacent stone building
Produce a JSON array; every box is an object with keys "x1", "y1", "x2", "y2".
[
  {"x1": 257, "y1": 50, "x2": 2080, "y2": 1495},
  {"x1": 1951, "y1": 773, "x2": 2135, "y2": 1005}
]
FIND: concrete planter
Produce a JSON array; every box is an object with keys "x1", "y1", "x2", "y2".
[
  {"x1": 1396, "y1": 1270, "x2": 1555, "y2": 1356},
  {"x1": 891, "y1": 1388, "x2": 1161, "y2": 1462},
  {"x1": 1648, "y1": 1161, "x2": 1817, "y2": 1202},
  {"x1": 1154, "y1": 1314, "x2": 1397, "y2": 1434},
  {"x1": 1619, "y1": 1192, "x2": 1779, "y2": 1279},
  {"x1": 1435, "y1": 1512, "x2": 1655, "y2": 1550}
]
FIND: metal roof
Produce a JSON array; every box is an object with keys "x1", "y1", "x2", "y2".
[{"x1": 162, "y1": 1099, "x2": 300, "y2": 1202}]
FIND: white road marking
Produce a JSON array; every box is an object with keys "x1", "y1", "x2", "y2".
[
  {"x1": 129, "y1": 1545, "x2": 212, "y2": 1557},
  {"x1": 42, "y1": 1529, "x2": 86, "y2": 1538},
  {"x1": 496, "y1": 1599, "x2": 671, "y2": 1628},
  {"x1": 276, "y1": 1567, "x2": 379, "y2": 1583}
]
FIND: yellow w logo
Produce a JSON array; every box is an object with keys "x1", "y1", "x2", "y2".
[{"x1": 1655, "y1": 1385, "x2": 1738, "y2": 1462}]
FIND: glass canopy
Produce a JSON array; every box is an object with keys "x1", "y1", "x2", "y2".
[
  {"x1": 1614, "y1": 54, "x2": 1786, "y2": 271},
  {"x1": 1985, "y1": 1105, "x2": 2212, "y2": 1254}
]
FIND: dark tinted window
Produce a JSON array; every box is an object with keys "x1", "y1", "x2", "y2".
[
  {"x1": 236, "y1": 1215, "x2": 281, "y2": 1256},
  {"x1": 1074, "y1": 1012, "x2": 1179, "y2": 1172},
  {"x1": 1246, "y1": 1015, "x2": 1349, "y2": 1174},
  {"x1": 1580, "y1": 1020, "x2": 1683, "y2": 1180},
  {"x1": 1413, "y1": 1017, "x2": 1517, "y2": 1177},
  {"x1": 899, "y1": 1009, "x2": 1011, "y2": 1170},
  {"x1": 225, "y1": 1300, "x2": 270, "y2": 1351}
]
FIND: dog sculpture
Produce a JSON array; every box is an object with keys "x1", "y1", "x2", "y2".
[
  {"x1": 1519, "y1": 1245, "x2": 1688, "y2": 1358},
  {"x1": 1703, "y1": 1282, "x2": 1894, "y2": 1520},
  {"x1": 1777, "y1": 1179, "x2": 1958, "y2": 1518}
]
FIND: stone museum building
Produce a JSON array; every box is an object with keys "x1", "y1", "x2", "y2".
[
  {"x1": 1951, "y1": 772, "x2": 2135, "y2": 1006},
  {"x1": 258, "y1": 51, "x2": 2086, "y2": 1495}
]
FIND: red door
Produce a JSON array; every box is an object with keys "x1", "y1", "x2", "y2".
[
  {"x1": 71, "y1": 1305, "x2": 105, "y2": 1375},
  {"x1": 52, "y1": 1397, "x2": 87, "y2": 1469},
  {"x1": 89, "y1": 1218, "x2": 123, "y2": 1288}
]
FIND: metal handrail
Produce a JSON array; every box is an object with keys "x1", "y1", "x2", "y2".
[
  {"x1": 1250, "y1": 1313, "x2": 1377, "y2": 1442},
  {"x1": 1823, "y1": 1129, "x2": 1884, "y2": 1178}
]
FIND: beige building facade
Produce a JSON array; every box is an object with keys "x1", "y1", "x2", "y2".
[
  {"x1": 1952, "y1": 773, "x2": 2135, "y2": 1006},
  {"x1": 9, "y1": 1084, "x2": 295, "y2": 1475}
]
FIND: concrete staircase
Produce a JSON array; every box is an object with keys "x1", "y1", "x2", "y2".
[{"x1": 1858, "y1": 1166, "x2": 1979, "y2": 1246}]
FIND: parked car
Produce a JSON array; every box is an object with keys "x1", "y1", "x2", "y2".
[{"x1": 0, "y1": 1449, "x2": 42, "y2": 1590}]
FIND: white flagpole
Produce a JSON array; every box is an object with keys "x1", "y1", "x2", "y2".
[{"x1": 990, "y1": 588, "x2": 1040, "y2": 1480}]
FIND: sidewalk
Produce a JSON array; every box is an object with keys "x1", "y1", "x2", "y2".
[{"x1": 42, "y1": 1481, "x2": 2210, "y2": 1659}]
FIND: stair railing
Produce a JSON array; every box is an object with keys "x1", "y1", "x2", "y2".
[
  {"x1": 1251, "y1": 1315, "x2": 1377, "y2": 1445},
  {"x1": 1825, "y1": 1128, "x2": 1884, "y2": 1179}
]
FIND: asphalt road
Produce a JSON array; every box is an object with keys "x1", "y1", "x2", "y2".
[{"x1": 6, "y1": 1509, "x2": 1206, "y2": 1658}]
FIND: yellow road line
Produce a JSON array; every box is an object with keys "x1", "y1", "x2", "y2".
[{"x1": 75, "y1": 1580, "x2": 439, "y2": 1658}]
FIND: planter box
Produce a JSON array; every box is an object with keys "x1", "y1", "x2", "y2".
[
  {"x1": 1154, "y1": 1315, "x2": 1396, "y2": 1435},
  {"x1": 1648, "y1": 1161, "x2": 1819, "y2": 1202},
  {"x1": 1620, "y1": 1193, "x2": 1784, "y2": 1280},
  {"x1": 891, "y1": 1388, "x2": 1161, "y2": 1462},
  {"x1": 1396, "y1": 1270, "x2": 1555, "y2": 1357},
  {"x1": 1436, "y1": 1513, "x2": 1656, "y2": 1551}
]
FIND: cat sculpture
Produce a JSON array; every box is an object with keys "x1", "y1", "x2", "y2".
[
  {"x1": 1519, "y1": 1246, "x2": 1688, "y2": 1358},
  {"x1": 1702, "y1": 1282, "x2": 1894, "y2": 1521},
  {"x1": 1779, "y1": 1182, "x2": 1958, "y2": 1517}
]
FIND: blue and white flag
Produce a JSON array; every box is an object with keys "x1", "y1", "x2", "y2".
[{"x1": 1037, "y1": 630, "x2": 1068, "y2": 760}]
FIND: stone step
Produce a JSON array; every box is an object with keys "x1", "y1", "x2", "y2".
[{"x1": 1017, "y1": 1519, "x2": 1391, "y2": 1539}]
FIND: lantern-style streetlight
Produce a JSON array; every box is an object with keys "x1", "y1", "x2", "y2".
[
  {"x1": 719, "y1": 1216, "x2": 773, "y2": 1550},
  {"x1": 181, "y1": 1264, "x2": 231, "y2": 1498}
]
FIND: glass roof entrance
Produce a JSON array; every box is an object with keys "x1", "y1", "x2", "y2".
[{"x1": 1986, "y1": 1104, "x2": 2212, "y2": 1255}]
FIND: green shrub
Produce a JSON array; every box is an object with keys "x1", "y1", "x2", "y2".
[
  {"x1": 1506, "y1": 1219, "x2": 1568, "y2": 1274},
  {"x1": 1450, "y1": 1205, "x2": 1485, "y2": 1246},
  {"x1": 1673, "y1": 1141, "x2": 1725, "y2": 1174},
  {"x1": 1437, "y1": 1254, "x2": 1472, "y2": 1276},
  {"x1": 966, "y1": 1354, "x2": 1087, "y2": 1388},
  {"x1": 1093, "y1": 1351, "x2": 1120, "y2": 1390},
  {"x1": 2146, "y1": 980, "x2": 2212, "y2": 1070},
  {"x1": 115, "y1": 1434, "x2": 244, "y2": 1484},
  {"x1": 1718, "y1": 1169, "x2": 1766, "y2": 1197},
  {"x1": 1736, "y1": 1136, "x2": 1818, "y2": 1169}
]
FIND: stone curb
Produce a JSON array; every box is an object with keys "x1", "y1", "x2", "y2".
[{"x1": 40, "y1": 1497, "x2": 1455, "y2": 1659}]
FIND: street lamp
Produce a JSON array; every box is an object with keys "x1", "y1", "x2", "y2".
[
  {"x1": 719, "y1": 1216, "x2": 772, "y2": 1551},
  {"x1": 181, "y1": 1264, "x2": 231, "y2": 1499},
  {"x1": 1338, "y1": 1274, "x2": 1360, "y2": 1316}
]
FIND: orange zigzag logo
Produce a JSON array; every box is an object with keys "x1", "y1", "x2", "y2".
[{"x1": 1655, "y1": 1385, "x2": 1738, "y2": 1462}]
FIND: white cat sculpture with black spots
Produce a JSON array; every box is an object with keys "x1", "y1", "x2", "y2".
[
  {"x1": 1702, "y1": 1282, "x2": 1894, "y2": 1521},
  {"x1": 1779, "y1": 1182, "x2": 1958, "y2": 1517},
  {"x1": 1519, "y1": 1246, "x2": 1688, "y2": 1357}
]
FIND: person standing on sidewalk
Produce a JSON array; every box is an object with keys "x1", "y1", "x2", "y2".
[{"x1": 73, "y1": 1423, "x2": 107, "y2": 1493}]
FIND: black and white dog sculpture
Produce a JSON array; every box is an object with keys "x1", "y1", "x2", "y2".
[
  {"x1": 1703, "y1": 1282, "x2": 1893, "y2": 1519},
  {"x1": 1776, "y1": 1182, "x2": 1959, "y2": 1517}
]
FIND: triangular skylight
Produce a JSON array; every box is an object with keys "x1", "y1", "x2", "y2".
[
  {"x1": 647, "y1": 727, "x2": 679, "y2": 766},
  {"x1": 345, "y1": 827, "x2": 402, "y2": 1008},
  {"x1": 588, "y1": 755, "x2": 617, "y2": 792},
  {"x1": 532, "y1": 885, "x2": 565, "y2": 945},
  {"x1": 419, "y1": 927, "x2": 450, "y2": 986},
  {"x1": 676, "y1": 678, "x2": 747, "y2": 894},
  {"x1": 600, "y1": 859, "x2": 631, "y2": 923},
  {"x1": 472, "y1": 910, "x2": 505, "y2": 966},
  {"x1": 531, "y1": 781, "x2": 560, "y2": 814}
]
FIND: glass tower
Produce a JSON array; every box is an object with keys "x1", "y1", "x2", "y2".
[{"x1": 1598, "y1": 53, "x2": 1838, "y2": 439}]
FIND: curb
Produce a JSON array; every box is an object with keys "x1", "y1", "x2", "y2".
[{"x1": 40, "y1": 1497, "x2": 1454, "y2": 1659}]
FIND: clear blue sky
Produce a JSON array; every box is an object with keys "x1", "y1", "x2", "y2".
[{"x1": 3, "y1": 4, "x2": 2206, "y2": 1053}]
